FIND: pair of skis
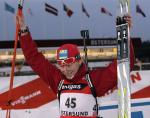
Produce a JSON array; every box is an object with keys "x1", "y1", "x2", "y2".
[{"x1": 116, "y1": 0, "x2": 131, "y2": 118}]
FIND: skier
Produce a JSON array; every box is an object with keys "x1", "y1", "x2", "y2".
[{"x1": 17, "y1": 13, "x2": 134, "y2": 118}]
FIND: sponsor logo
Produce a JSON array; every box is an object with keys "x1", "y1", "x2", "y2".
[
  {"x1": 11, "y1": 90, "x2": 41, "y2": 106},
  {"x1": 61, "y1": 84, "x2": 87, "y2": 90}
]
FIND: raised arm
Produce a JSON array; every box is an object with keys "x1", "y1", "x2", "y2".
[
  {"x1": 90, "y1": 15, "x2": 135, "y2": 97},
  {"x1": 16, "y1": 14, "x2": 61, "y2": 93}
]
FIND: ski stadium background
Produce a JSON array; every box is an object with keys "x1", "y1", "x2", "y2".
[
  {"x1": 0, "y1": 37, "x2": 150, "y2": 118},
  {"x1": 0, "y1": 0, "x2": 150, "y2": 118}
]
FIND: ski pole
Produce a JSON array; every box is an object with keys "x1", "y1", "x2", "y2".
[{"x1": 6, "y1": 0, "x2": 24, "y2": 118}]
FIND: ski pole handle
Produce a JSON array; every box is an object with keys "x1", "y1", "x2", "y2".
[
  {"x1": 18, "y1": 0, "x2": 24, "y2": 16},
  {"x1": 80, "y1": 30, "x2": 89, "y2": 39},
  {"x1": 80, "y1": 30, "x2": 89, "y2": 69},
  {"x1": 18, "y1": 0, "x2": 24, "y2": 9}
]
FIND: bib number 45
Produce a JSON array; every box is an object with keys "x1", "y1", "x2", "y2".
[{"x1": 65, "y1": 97, "x2": 76, "y2": 108}]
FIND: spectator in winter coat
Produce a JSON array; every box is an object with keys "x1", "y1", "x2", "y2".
[{"x1": 17, "y1": 13, "x2": 134, "y2": 118}]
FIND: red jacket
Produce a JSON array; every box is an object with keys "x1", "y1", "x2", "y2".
[{"x1": 20, "y1": 33, "x2": 134, "y2": 97}]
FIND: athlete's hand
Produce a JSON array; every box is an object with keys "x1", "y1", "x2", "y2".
[
  {"x1": 16, "y1": 13, "x2": 26, "y2": 30},
  {"x1": 16, "y1": 13, "x2": 29, "y2": 36},
  {"x1": 124, "y1": 14, "x2": 132, "y2": 28}
]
